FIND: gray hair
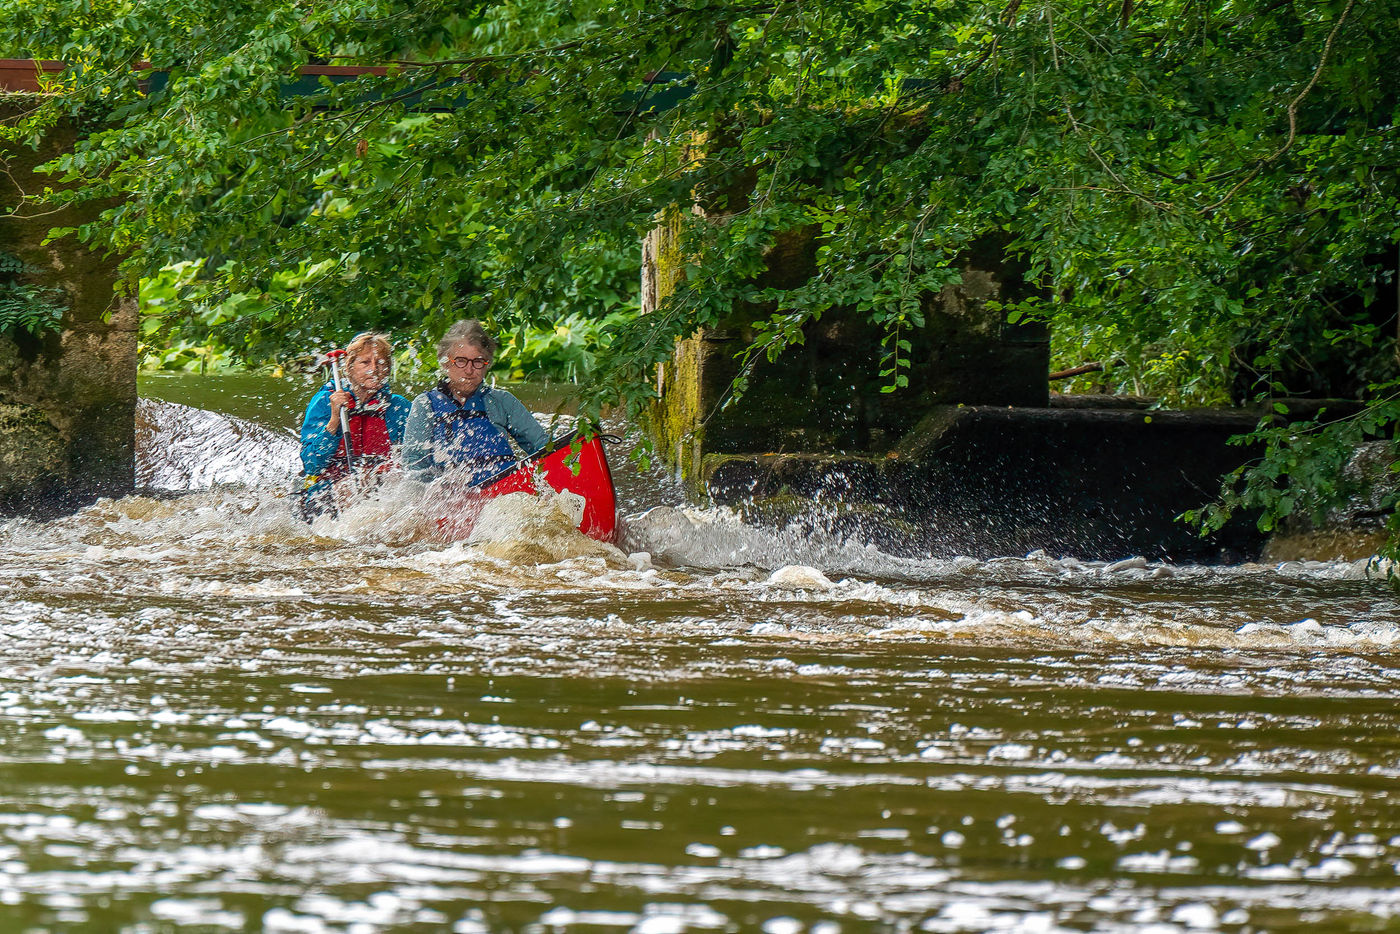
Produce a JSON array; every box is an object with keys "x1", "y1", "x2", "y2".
[{"x1": 436, "y1": 319, "x2": 498, "y2": 363}]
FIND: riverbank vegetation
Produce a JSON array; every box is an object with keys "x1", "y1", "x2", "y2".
[{"x1": 2, "y1": 0, "x2": 1397, "y2": 545}]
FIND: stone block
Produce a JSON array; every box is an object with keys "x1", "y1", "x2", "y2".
[
  {"x1": 0, "y1": 97, "x2": 136, "y2": 517},
  {"x1": 642, "y1": 199, "x2": 1049, "y2": 481}
]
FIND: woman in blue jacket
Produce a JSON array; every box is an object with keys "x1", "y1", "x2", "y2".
[{"x1": 298, "y1": 331, "x2": 412, "y2": 517}]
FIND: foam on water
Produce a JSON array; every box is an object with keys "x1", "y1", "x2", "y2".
[
  {"x1": 3, "y1": 392, "x2": 1399, "y2": 930},
  {"x1": 300, "y1": 474, "x2": 447, "y2": 545},
  {"x1": 136, "y1": 398, "x2": 301, "y2": 491},
  {"x1": 622, "y1": 504, "x2": 936, "y2": 577},
  {"x1": 6, "y1": 484, "x2": 1398, "y2": 659},
  {"x1": 622, "y1": 503, "x2": 1392, "y2": 585},
  {"x1": 121, "y1": 397, "x2": 1397, "y2": 596},
  {"x1": 466, "y1": 491, "x2": 625, "y2": 565}
]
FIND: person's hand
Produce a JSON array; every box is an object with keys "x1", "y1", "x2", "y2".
[{"x1": 326, "y1": 390, "x2": 354, "y2": 431}]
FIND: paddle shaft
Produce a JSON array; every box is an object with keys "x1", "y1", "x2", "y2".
[{"x1": 325, "y1": 350, "x2": 355, "y2": 474}]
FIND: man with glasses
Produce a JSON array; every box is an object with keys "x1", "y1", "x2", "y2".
[{"x1": 402, "y1": 319, "x2": 549, "y2": 485}]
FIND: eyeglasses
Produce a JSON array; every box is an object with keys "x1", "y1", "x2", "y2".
[{"x1": 451, "y1": 356, "x2": 491, "y2": 371}]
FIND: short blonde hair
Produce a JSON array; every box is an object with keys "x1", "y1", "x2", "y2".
[{"x1": 345, "y1": 331, "x2": 393, "y2": 368}]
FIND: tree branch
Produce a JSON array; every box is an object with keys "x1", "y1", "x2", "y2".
[
  {"x1": 1050, "y1": 362, "x2": 1104, "y2": 380},
  {"x1": 948, "y1": 0, "x2": 1021, "y2": 92},
  {"x1": 1201, "y1": 0, "x2": 1356, "y2": 214}
]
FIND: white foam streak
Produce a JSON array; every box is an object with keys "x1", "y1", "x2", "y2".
[
  {"x1": 137, "y1": 398, "x2": 300, "y2": 491},
  {"x1": 623, "y1": 505, "x2": 1390, "y2": 585}
]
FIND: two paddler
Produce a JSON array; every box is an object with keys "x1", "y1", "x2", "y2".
[{"x1": 296, "y1": 321, "x2": 548, "y2": 519}]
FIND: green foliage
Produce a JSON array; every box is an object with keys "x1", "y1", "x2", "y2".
[
  {"x1": 1186, "y1": 386, "x2": 1400, "y2": 564},
  {"x1": 0, "y1": 281, "x2": 66, "y2": 337},
  {"x1": 2, "y1": 0, "x2": 1399, "y2": 540},
  {"x1": 497, "y1": 309, "x2": 636, "y2": 382},
  {"x1": 137, "y1": 257, "x2": 634, "y2": 378},
  {"x1": 0, "y1": 252, "x2": 66, "y2": 337},
  {"x1": 139, "y1": 339, "x2": 237, "y2": 373}
]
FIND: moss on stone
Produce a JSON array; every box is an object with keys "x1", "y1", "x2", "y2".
[
  {"x1": 1261, "y1": 529, "x2": 1388, "y2": 563},
  {"x1": 0, "y1": 402, "x2": 65, "y2": 493},
  {"x1": 642, "y1": 204, "x2": 719, "y2": 485},
  {"x1": 0, "y1": 101, "x2": 136, "y2": 517}
]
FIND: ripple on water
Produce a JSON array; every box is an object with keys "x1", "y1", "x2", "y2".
[{"x1": 0, "y1": 395, "x2": 1398, "y2": 930}]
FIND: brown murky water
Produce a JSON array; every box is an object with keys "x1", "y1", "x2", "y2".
[{"x1": 0, "y1": 375, "x2": 1397, "y2": 933}]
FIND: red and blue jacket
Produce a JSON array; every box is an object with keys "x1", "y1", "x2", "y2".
[{"x1": 299, "y1": 384, "x2": 412, "y2": 483}]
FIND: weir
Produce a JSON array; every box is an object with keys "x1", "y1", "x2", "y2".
[{"x1": 640, "y1": 200, "x2": 1380, "y2": 562}]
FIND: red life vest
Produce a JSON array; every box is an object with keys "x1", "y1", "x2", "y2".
[{"x1": 321, "y1": 399, "x2": 394, "y2": 483}]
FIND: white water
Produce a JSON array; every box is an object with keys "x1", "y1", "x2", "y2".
[{"x1": 0, "y1": 396, "x2": 1396, "y2": 932}]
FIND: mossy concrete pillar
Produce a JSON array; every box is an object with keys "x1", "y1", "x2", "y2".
[
  {"x1": 642, "y1": 210, "x2": 1047, "y2": 484},
  {"x1": 0, "y1": 95, "x2": 136, "y2": 517}
]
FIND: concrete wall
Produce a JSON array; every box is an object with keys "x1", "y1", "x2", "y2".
[
  {"x1": 0, "y1": 97, "x2": 136, "y2": 517},
  {"x1": 642, "y1": 209, "x2": 1048, "y2": 484}
]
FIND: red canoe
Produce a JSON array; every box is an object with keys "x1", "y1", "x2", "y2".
[{"x1": 434, "y1": 430, "x2": 618, "y2": 543}]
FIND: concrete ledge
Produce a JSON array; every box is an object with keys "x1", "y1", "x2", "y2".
[{"x1": 703, "y1": 405, "x2": 1266, "y2": 561}]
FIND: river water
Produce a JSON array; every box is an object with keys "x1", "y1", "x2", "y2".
[{"x1": 2, "y1": 374, "x2": 1398, "y2": 933}]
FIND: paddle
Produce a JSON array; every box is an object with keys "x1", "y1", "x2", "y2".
[{"x1": 324, "y1": 349, "x2": 355, "y2": 479}]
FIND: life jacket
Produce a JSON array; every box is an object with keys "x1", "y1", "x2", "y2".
[
  {"x1": 425, "y1": 380, "x2": 516, "y2": 483},
  {"x1": 321, "y1": 392, "x2": 395, "y2": 483}
]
